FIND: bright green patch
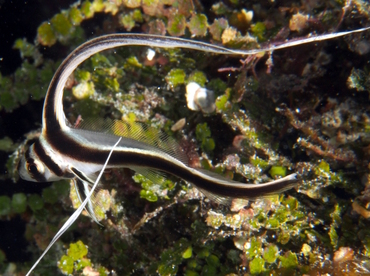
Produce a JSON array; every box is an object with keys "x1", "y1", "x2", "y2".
[
  {"x1": 329, "y1": 204, "x2": 341, "y2": 248},
  {"x1": 215, "y1": 91, "x2": 231, "y2": 112},
  {"x1": 92, "y1": 0, "x2": 105, "y2": 12},
  {"x1": 51, "y1": 13, "x2": 72, "y2": 36},
  {"x1": 165, "y1": 68, "x2": 186, "y2": 88},
  {"x1": 250, "y1": 156, "x2": 269, "y2": 169},
  {"x1": 263, "y1": 245, "x2": 278, "y2": 263},
  {"x1": 277, "y1": 231, "x2": 290, "y2": 245},
  {"x1": 81, "y1": 0, "x2": 94, "y2": 18},
  {"x1": 69, "y1": 7, "x2": 84, "y2": 25},
  {"x1": 104, "y1": 77, "x2": 120, "y2": 92},
  {"x1": 125, "y1": 56, "x2": 143, "y2": 68},
  {"x1": 58, "y1": 255, "x2": 74, "y2": 274},
  {"x1": 133, "y1": 172, "x2": 174, "y2": 202},
  {"x1": 76, "y1": 70, "x2": 91, "y2": 81},
  {"x1": 68, "y1": 240, "x2": 88, "y2": 261},
  {"x1": 72, "y1": 81, "x2": 95, "y2": 99},
  {"x1": 132, "y1": 9, "x2": 143, "y2": 22},
  {"x1": 121, "y1": 14, "x2": 136, "y2": 31},
  {"x1": 188, "y1": 13, "x2": 208, "y2": 37},
  {"x1": 317, "y1": 160, "x2": 330, "y2": 173},
  {"x1": 140, "y1": 189, "x2": 158, "y2": 202},
  {"x1": 37, "y1": 22, "x2": 57, "y2": 46},
  {"x1": 279, "y1": 251, "x2": 298, "y2": 268},
  {"x1": 266, "y1": 217, "x2": 279, "y2": 229},
  {"x1": 195, "y1": 123, "x2": 215, "y2": 153},
  {"x1": 269, "y1": 166, "x2": 287, "y2": 178},
  {"x1": 188, "y1": 71, "x2": 207, "y2": 87},
  {"x1": 284, "y1": 197, "x2": 298, "y2": 210},
  {"x1": 245, "y1": 237, "x2": 262, "y2": 259},
  {"x1": 249, "y1": 257, "x2": 265, "y2": 274},
  {"x1": 182, "y1": 246, "x2": 193, "y2": 259}
]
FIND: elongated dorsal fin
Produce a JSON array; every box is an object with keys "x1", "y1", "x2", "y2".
[{"x1": 76, "y1": 118, "x2": 189, "y2": 165}]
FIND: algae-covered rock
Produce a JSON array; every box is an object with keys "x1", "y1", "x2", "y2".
[{"x1": 2, "y1": 0, "x2": 370, "y2": 275}]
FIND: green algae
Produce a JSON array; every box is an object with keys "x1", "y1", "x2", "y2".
[
  {"x1": 120, "y1": 9, "x2": 143, "y2": 31},
  {"x1": 120, "y1": 14, "x2": 136, "y2": 31},
  {"x1": 0, "y1": 196, "x2": 11, "y2": 216},
  {"x1": 3, "y1": 0, "x2": 370, "y2": 275},
  {"x1": 195, "y1": 123, "x2": 215, "y2": 154},
  {"x1": 269, "y1": 166, "x2": 287, "y2": 178},
  {"x1": 11, "y1": 193, "x2": 27, "y2": 214},
  {"x1": 0, "y1": 137, "x2": 16, "y2": 152},
  {"x1": 69, "y1": 7, "x2": 84, "y2": 26},
  {"x1": 249, "y1": 257, "x2": 265, "y2": 274},
  {"x1": 165, "y1": 68, "x2": 186, "y2": 88},
  {"x1": 37, "y1": 22, "x2": 57, "y2": 46},
  {"x1": 28, "y1": 194, "x2": 44, "y2": 212},
  {"x1": 188, "y1": 14, "x2": 208, "y2": 37},
  {"x1": 158, "y1": 238, "x2": 190, "y2": 275},
  {"x1": 279, "y1": 251, "x2": 298, "y2": 269},
  {"x1": 139, "y1": 189, "x2": 158, "y2": 202},
  {"x1": 215, "y1": 89, "x2": 231, "y2": 112},
  {"x1": 51, "y1": 13, "x2": 73, "y2": 36},
  {"x1": 167, "y1": 14, "x2": 186, "y2": 36},
  {"x1": 42, "y1": 186, "x2": 59, "y2": 204},
  {"x1": 13, "y1": 39, "x2": 36, "y2": 59},
  {"x1": 68, "y1": 240, "x2": 88, "y2": 260},
  {"x1": 263, "y1": 245, "x2": 279, "y2": 263},
  {"x1": 182, "y1": 246, "x2": 193, "y2": 259},
  {"x1": 250, "y1": 22, "x2": 266, "y2": 42},
  {"x1": 187, "y1": 71, "x2": 207, "y2": 87},
  {"x1": 81, "y1": 1, "x2": 94, "y2": 18},
  {"x1": 58, "y1": 240, "x2": 92, "y2": 274},
  {"x1": 133, "y1": 172, "x2": 175, "y2": 202},
  {"x1": 58, "y1": 255, "x2": 74, "y2": 274}
]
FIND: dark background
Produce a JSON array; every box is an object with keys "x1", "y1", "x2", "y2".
[
  {"x1": 0, "y1": 0, "x2": 76, "y2": 75},
  {"x1": 0, "y1": 0, "x2": 75, "y2": 263}
]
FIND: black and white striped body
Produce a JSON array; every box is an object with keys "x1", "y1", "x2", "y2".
[{"x1": 18, "y1": 34, "x2": 298, "y2": 216}]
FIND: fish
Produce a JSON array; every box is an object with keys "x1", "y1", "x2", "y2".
[{"x1": 17, "y1": 29, "x2": 369, "y2": 221}]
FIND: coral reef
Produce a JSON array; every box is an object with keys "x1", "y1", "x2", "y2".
[{"x1": 1, "y1": 0, "x2": 370, "y2": 275}]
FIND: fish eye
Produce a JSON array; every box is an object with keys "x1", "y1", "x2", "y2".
[{"x1": 26, "y1": 159, "x2": 45, "y2": 175}]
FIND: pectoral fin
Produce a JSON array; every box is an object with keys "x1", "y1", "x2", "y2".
[{"x1": 71, "y1": 168, "x2": 102, "y2": 225}]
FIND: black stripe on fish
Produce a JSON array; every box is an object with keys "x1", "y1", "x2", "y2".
[
  {"x1": 24, "y1": 148, "x2": 47, "y2": 182},
  {"x1": 33, "y1": 139, "x2": 64, "y2": 177},
  {"x1": 45, "y1": 129, "x2": 295, "y2": 198}
]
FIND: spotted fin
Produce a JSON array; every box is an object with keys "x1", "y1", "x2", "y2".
[{"x1": 76, "y1": 118, "x2": 189, "y2": 165}]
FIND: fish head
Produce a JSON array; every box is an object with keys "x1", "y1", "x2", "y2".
[{"x1": 18, "y1": 141, "x2": 61, "y2": 182}]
